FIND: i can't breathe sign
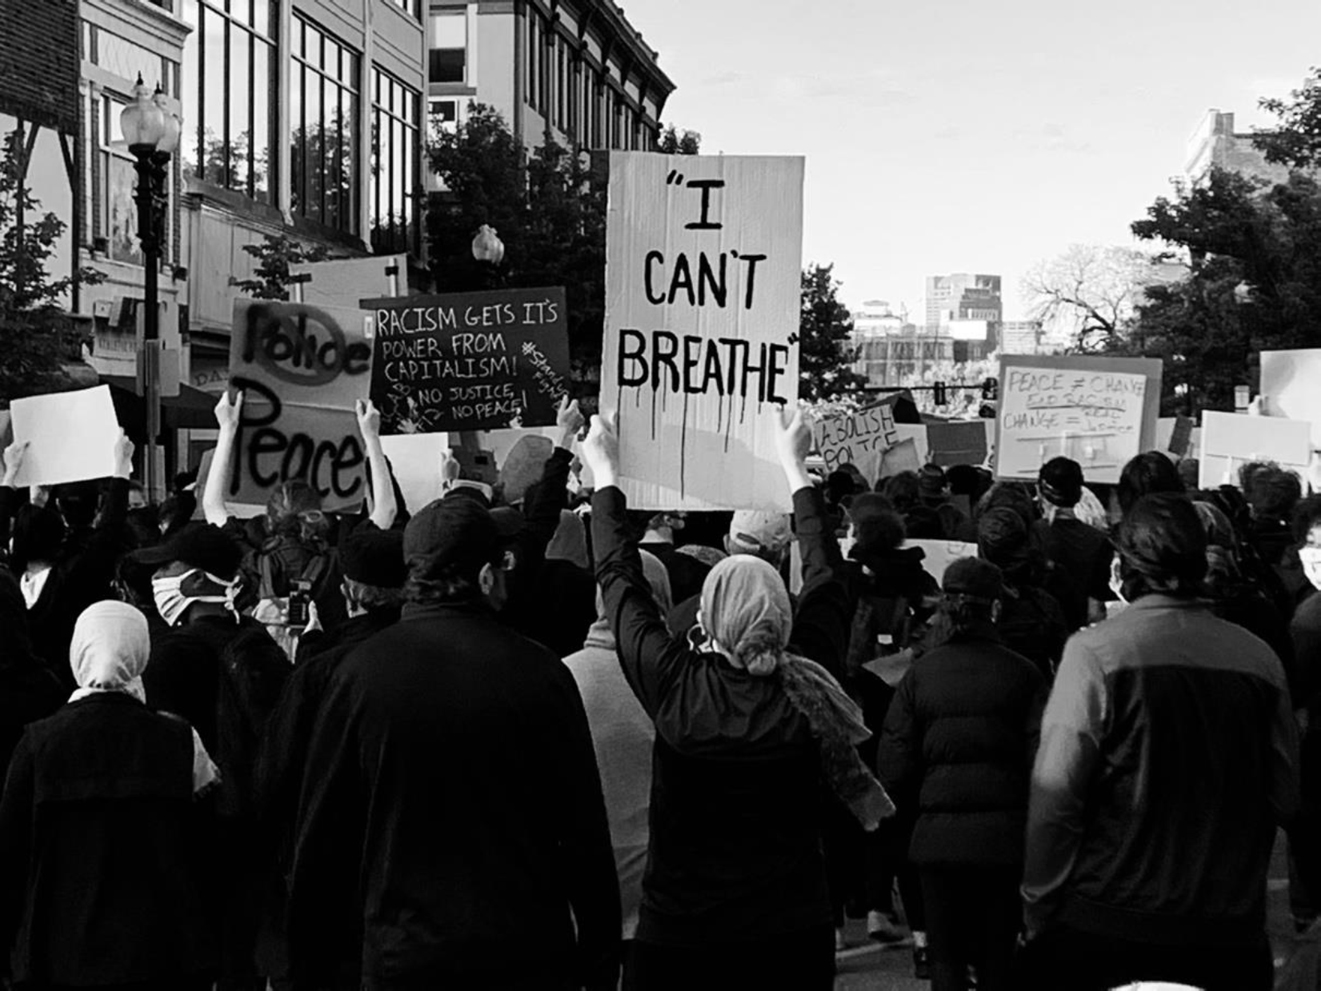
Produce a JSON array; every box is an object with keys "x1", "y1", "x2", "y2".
[{"x1": 601, "y1": 153, "x2": 805, "y2": 511}]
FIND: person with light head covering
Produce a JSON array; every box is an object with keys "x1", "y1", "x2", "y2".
[
  {"x1": 563, "y1": 550, "x2": 673, "y2": 953},
  {"x1": 581, "y1": 406, "x2": 894, "y2": 990},
  {"x1": 0, "y1": 601, "x2": 217, "y2": 990}
]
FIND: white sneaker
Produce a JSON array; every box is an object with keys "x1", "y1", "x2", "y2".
[{"x1": 867, "y1": 909, "x2": 909, "y2": 944}]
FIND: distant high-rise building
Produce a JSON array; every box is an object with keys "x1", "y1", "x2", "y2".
[
  {"x1": 926, "y1": 273, "x2": 1001, "y2": 361},
  {"x1": 925, "y1": 274, "x2": 1002, "y2": 329}
]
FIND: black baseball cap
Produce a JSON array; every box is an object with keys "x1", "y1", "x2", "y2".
[
  {"x1": 129, "y1": 523, "x2": 244, "y2": 581},
  {"x1": 404, "y1": 498, "x2": 501, "y2": 582}
]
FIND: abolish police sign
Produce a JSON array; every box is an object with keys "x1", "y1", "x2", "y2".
[
  {"x1": 227, "y1": 299, "x2": 374, "y2": 512},
  {"x1": 365, "y1": 287, "x2": 571, "y2": 434},
  {"x1": 601, "y1": 154, "x2": 805, "y2": 511}
]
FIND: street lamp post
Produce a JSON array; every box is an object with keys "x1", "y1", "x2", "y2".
[{"x1": 119, "y1": 76, "x2": 180, "y2": 503}]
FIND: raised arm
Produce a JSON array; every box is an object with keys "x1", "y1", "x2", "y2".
[
  {"x1": 778, "y1": 408, "x2": 852, "y2": 678},
  {"x1": 96, "y1": 431, "x2": 134, "y2": 530},
  {"x1": 0, "y1": 442, "x2": 28, "y2": 550},
  {"x1": 356, "y1": 399, "x2": 397, "y2": 531},
  {"x1": 523, "y1": 398, "x2": 584, "y2": 549},
  {"x1": 583, "y1": 413, "x2": 688, "y2": 717},
  {"x1": 203, "y1": 391, "x2": 243, "y2": 527}
]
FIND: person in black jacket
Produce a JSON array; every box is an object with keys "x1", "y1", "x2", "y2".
[
  {"x1": 288, "y1": 494, "x2": 620, "y2": 991},
  {"x1": 878, "y1": 557, "x2": 1046, "y2": 991},
  {"x1": 977, "y1": 507, "x2": 1069, "y2": 677},
  {"x1": 1034, "y1": 457, "x2": 1113, "y2": 631},
  {"x1": 581, "y1": 407, "x2": 892, "y2": 991},
  {"x1": 1, "y1": 435, "x2": 136, "y2": 692},
  {"x1": 0, "y1": 600, "x2": 218, "y2": 990}
]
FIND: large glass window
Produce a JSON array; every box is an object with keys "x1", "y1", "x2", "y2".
[
  {"x1": 371, "y1": 68, "x2": 419, "y2": 254},
  {"x1": 85, "y1": 24, "x2": 178, "y2": 95},
  {"x1": 99, "y1": 94, "x2": 142, "y2": 265},
  {"x1": 429, "y1": 11, "x2": 466, "y2": 84},
  {"x1": 291, "y1": 15, "x2": 361, "y2": 234},
  {"x1": 179, "y1": 0, "x2": 277, "y2": 201}
]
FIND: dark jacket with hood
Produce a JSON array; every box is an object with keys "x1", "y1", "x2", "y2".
[
  {"x1": 591, "y1": 483, "x2": 852, "y2": 946},
  {"x1": 877, "y1": 628, "x2": 1045, "y2": 866}
]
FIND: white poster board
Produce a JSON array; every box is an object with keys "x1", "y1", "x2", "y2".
[
  {"x1": 10, "y1": 385, "x2": 121, "y2": 487},
  {"x1": 1261, "y1": 349, "x2": 1321, "y2": 449},
  {"x1": 601, "y1": 153, "x2": 805, "y2": 510},
  {"x1": 996, "y1": 355, "x2": 1162, "y2": 485},
  {"x1": 380, "y1": 433, "x2": 448, "y2": 514},
  {"x1": 1198, "y1": 411, "x2": 1311, "y2": 489}
]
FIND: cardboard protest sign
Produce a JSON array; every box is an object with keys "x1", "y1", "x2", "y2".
[
  {"x1": 601, "y1": 153, "x2": 805, "y2": 510},
  {"x1": 996, "y1": 355, "x2": 1161, "y2": 485},
  {"x1": 927, "y1": 421, "x2": 989, "y2": 467},
  {"x1": 227, "y1": 300, "x2": 374, "y2": 512},
  {"x1": 813, "y1": 404, "x2": 899, "y2": 479},
  {"x1": 879, "y1": 438, "x2": 922, "y2": 479},
  {"x1": 1198, "y1": 411, "x2": 1311, "y2": 489},
  {"x1": 499, "y1": 434, "x2": 555, "y2": 504},
  {"x1": 895, "y1": 424, "x2": 930, "y2": 466},
  {"x1": 289, "y1": 254, "x2": 406, "y2": 310},
  {"x1": 367, "y1": 287, "x2": 570, "y2": 435},
  {"x1": 906, "y1": 539, "x2": 978, "y2": 586},
  {"x1": 10, "y1": 386, "x2": 121, "y2": 487},
  {"x1": 1261, "y1": 349, "x2": 1321, "y2": 448},
  {"x1": 1154, "y1": 416, "x2": 1195, "y2": 458}
]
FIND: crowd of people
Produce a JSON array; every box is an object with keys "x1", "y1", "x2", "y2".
[{"x1": 0, "y1": 390, "x2": 1315, "y2": 991}]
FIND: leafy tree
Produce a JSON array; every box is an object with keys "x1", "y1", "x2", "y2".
[
  {"x1": 1256, "y1": 70, "x2": 1321, "y2": 170},
  {"x1": 799, "y1": 263, "x2": 865, "y2": 401},
  {"x1": 1022, "y1": 244, "x2": 1167, "y2": 353},
  {"x1": 657, "y1": 124, "x2": 701, "y2": 155},
  {"x1": 1125, "y1": 167, "x2": 1321, "y2": 412},
  {"x1": 0, "y1": 130, "x2": 103, "y2": 404},
  {"x1": 231, "y1": 234, "x2": 332, "y2": 300}
]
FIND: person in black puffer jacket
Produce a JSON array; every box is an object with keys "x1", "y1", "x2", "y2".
[{"x1": 878, "y1": 557, "x2": 1046, "y2": 991}]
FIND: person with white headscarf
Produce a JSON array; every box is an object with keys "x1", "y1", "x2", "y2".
[
  {"x1": 0, "y1": 601, "x2": 218, "y2": 990},
  {"x1": 581, "y1": 407, "x2": 894, "y2": 990}
]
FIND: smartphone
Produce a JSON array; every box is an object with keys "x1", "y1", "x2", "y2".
[{"x1": 287, "y1": 579, "x2": 312, "y2": 626}]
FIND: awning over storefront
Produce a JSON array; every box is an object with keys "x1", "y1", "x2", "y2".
[{"x1": 103, "y1": 376, "x2": 218, "y2": 431}]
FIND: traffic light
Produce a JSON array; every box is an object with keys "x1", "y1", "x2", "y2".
[
  {"x1": 982, "y1": 376, "x2": 998, "y2": 402},
  {"x1": 933, "y1": 381, "x2": 948, "y2": 406}
]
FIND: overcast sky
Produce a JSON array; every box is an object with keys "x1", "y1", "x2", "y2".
[{"x1": 624, "y1": 0, "x2": 1321, "y2": 318}]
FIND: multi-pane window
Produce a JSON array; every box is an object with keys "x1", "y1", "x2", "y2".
[
  {"x1": 371, "y1": 68, "x2": 419, "y2": 254},
  {"x1": 384, "y1": 0, "x2": 419, "y2": 18},
  {"x1": 85, "y1": 24, "x2": 179, "y2": 96},
  {"x1": 291, "y1": 15, "x2": 360, "y2": 234},
  {"x1": 429, "y1": 97, "x2": 462, "y2": 136},
  {"x1": 179, "y1": 0, "x2": 277, "y2": 202},
  {"x1": 429, "y1": 11, "x2": 466, "y2": 84}
]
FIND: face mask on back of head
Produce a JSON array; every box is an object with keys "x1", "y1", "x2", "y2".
[
  {"x1": 1300, "y1": 547, "x2": 1321, "y2": 592},
  {"x1": 152, "y1": 569, "x2": 240, "y2": 627}
]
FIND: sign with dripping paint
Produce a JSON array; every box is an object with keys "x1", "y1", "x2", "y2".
[
  {"x1": 601, "y1": 153, "x2": 805, "y2": 510},
  {"x1": 366, "y1": 287, "x2": 570, "y2": 435},
  {"x1": 995, "y1": 355, "x2": 1162, "y2": 485},
  {"x1": 227, "y1": 300, "x2": 374, "y2": 512}
]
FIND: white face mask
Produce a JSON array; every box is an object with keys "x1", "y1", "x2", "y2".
[
  {"x1": 152, "y1": 569, "x2": 240, "y2": 627},
  {"x1": 1300, "y1": 547, "x2": 1321, "y2": 592}
]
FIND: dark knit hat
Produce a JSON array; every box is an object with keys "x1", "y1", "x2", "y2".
[
  {"x1": 943, "y1": 557, "x2": 1004, "y2": 602},
  {"x1": 918, "y1": 464, "x2": 946, "y2": 502},
  {"x1": 341, "y1": 527, "x2": 407, "y2": 589},
  {"x1": 977, "y1": 506, "x2": 1029, "y2": 568},
  {"x1": 404, "y1": 498, "x2": 500, "y2": 582},
  {"x1": 1038, "y1": 457, "x2": 1084, "y2": 508}
]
